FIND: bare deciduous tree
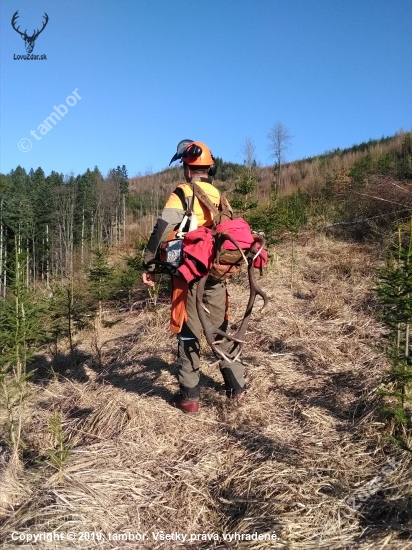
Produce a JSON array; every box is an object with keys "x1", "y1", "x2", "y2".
[
  {"x1": 241, "y1": 137, "x2": 257, "y2": 171},
  {"x1": 267, "y1": 122, "x2": 292, "y2": 194}
]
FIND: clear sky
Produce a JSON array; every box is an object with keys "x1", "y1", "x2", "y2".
[{"x1": 1, "y1": 0, "x2": 411, "y2": 178}]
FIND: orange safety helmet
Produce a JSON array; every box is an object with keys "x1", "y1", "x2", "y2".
[{"x1": 169, "y1": 140, "x2": 215, "y2": 167}]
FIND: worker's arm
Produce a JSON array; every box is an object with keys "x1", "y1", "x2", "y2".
[{"x1": 143, "y1": 207, "x2": 185, "y2": 267}]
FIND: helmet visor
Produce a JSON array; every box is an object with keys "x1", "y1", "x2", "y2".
[{"x1": 169, "y1": 139, "x2": 194, "y2": 165}]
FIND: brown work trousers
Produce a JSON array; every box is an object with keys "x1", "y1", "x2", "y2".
[{"x1": 177, "y1": 277, "x2": 245, "y2": 400}]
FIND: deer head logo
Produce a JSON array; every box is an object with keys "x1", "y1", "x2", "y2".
[{"x1": 11, "y1": 10, "x2": 49, "y2": 54}]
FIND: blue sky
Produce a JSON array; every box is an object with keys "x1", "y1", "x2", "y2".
[{"x1": 1, "y1": 0, "x2": 411, "y2": 178}]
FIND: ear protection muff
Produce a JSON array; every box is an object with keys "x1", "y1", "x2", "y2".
[
  {"x1": 182, "y1": 144, "x2": 203, "y2": 160},
  {"x1": 208, "y1": 155, "x2": 217, "y2": 177}
]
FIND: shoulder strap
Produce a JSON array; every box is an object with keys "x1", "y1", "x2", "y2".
[
  {"x1": 174, "y1": 181, "x2": 232, "y2": 225},
  {"x1": 172, "y1": 186, "x2": 187, "y2": 212},
  {"x1": 171, "y1": 184, "x2": 196, "y2": 233},
  {"x1": 216, "y1": 194, "x2": 233, "y2": 224},
  {"x1": 192, "y1": 182, "x2": 220, "y2": 217},
  {"x1": 173, "y1": 184, "x2": 196, "y2": 216}
]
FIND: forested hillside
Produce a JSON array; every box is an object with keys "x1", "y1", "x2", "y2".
[
  {"x1": 1, "y1": 132, "x2": 411, "y2": 295},
  {"x1": 0, "y1": 165, "x2": 129, "y2": 291},
  {"x1": 1, "y1": 132, "x2": 412, "y2": 548}
]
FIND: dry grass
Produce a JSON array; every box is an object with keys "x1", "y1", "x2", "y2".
[{"x1": 1, "y1": 233, "x2": 412, "y2": 549}]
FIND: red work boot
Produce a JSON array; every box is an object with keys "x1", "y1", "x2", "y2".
[{"x1": 170, "y1": 394, "x2": 200, "y2": 413}]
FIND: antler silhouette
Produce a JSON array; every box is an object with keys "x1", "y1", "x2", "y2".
[
  {"x1": 197, "y1": 235, "x2": 268, "y2": 363},
  {"x1": 11, "y1": 12, "x2": 25, "y2": 37},
  {"x1": 11, "y1": 11, "x2": 49, "y2": 54}
]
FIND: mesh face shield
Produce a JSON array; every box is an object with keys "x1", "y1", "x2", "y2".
[{"x1": 169, "y1": 139, "x2": 195, "y2": 165}]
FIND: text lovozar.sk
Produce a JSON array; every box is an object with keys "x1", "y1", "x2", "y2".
[{"x1": 14, "y1": 54, "x2": 47, "y2": 60}]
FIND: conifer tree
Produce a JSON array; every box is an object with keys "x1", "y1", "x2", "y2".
[
  {"x1": 231, "y1": 139, "x2": 259, "y2": 216},
  {"x1": 377, "y1": 218, "x2": 412, "y2": 450},
  {"x1": 0, "y1": 240, "x2": 45, "y2": 457},
  {"x1": 87, "y1": 247, "x2": 116, "y2": 364},
  {"x1": 88, "y1": 247, "x2": 115, "y2": 320},
  {"x1": 48, "y1": 284, "x2": 90, "y2": 361}
]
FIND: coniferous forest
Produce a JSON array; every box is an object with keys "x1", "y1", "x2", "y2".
[
  {"x1": 0, "y1": 165, "x2": 129, "y2": 291},
  {"x1": 1, "y1": 132, "x2": 412, "y2": 548}
]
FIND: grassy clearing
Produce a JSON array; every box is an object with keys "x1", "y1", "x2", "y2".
[{"x1": 0, "y1": 233, "x2": 411, "y2": 549}]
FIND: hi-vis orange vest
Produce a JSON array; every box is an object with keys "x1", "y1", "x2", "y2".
[
  {"x1": 164, "y1": 181, "x2": 221, "y2": 228},
  {"x1": 166, "y1": 180, "x2": 221, "y2": 334}
]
